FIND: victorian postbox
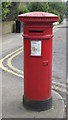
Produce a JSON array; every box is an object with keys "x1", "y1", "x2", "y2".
[{"x1": 18, "y1": 12, "x2": 59, "y2": 111}]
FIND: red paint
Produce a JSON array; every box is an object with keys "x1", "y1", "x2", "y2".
[{"x1": 18, "y1": 12, "x2": 59, "y2": 101}]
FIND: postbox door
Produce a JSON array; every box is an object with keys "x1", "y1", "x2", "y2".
[{"x1": 24, "y1": 39, "x2": 51, "y2": 100}]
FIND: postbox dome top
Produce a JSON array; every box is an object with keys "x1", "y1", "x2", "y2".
[{"x1": 18, "y1": 12, "x2": 59, "y2": 22}]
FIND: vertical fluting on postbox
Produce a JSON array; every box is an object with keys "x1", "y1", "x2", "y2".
[{"x1": 18, "y1": 12, "x2": 59, "y2": 111}]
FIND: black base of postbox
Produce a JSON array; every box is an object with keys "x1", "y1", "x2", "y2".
[{"x1": 23, "y1": 95, "x2": 52, "y2": 111}]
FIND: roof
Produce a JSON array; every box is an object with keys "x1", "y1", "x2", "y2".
[{"x1": 18, "y1": 12, "x2": 59, "y2": 22}]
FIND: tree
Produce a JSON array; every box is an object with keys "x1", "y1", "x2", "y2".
[
  {"x1": 18, "y1": 3, "x2": 29, "y2": 14},
  {"x1": 48, "y1": 2, "x2": 65, "y2": 23},
  {"x1": 28, "y1": 2, "x2": 47, "y2": 12},
  {"x1": 48, "y1": 2, "x2": 65, "y2": 15},
  {"x1": 0, "y1": 2, "x2": 2, "y2": 21},
  {"x1": 2, "y1": 2, "x2": 66, "y2": 23},
  {"x1": 45, "y1": 2, "x2": 49, "y2": 12},
  {"x1": 6, "y1": 2, "x2": 19, "y2": 21},
  {"x1": 27, "y1": 2, "x2": 65, "y2": 23},
  {"x1": 65, "y1": 1, "x2": 68, "y2": 18},
  {"x1": 2, "y1": 2, "x2": 11, "y2": 21},
  {"x1": 2, "y1": 2, "x2": 20, "y2": 21}
]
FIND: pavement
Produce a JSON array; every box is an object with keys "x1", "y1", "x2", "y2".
[
  {"x1": 2, "y1": 90, "x2": 65, "y2": 118},
  {"x1": 0, "y1": 19, "x2": 67, "y2": 119}
]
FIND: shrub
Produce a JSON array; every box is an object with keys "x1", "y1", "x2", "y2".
[
  {"x1": 18, "y1": 4, "x2": 29, "y2": 14},
  {"x1": 28, "y1": 2, "x2": 49, "y2": 12}
]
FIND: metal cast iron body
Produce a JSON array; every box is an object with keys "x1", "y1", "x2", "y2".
[{"x1": 18, "y1": 12, "x2": 59, "y2": 111}]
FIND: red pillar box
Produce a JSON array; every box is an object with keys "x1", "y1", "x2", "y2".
[{"x1": 18, "y1": 12, "x2": 59, "y2": 111}]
